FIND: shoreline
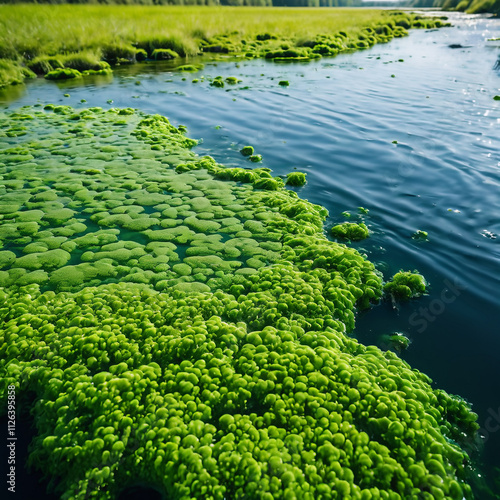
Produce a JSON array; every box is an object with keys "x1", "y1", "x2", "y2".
[{"x1": 0, "y1": 6, "x2": 448, "y2": 89}]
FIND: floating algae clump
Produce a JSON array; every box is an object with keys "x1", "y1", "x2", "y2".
[
  {"x1": 176, "y1": 64, "x2": 203, "y2": 72},
  {"x1": 45, "y1": 68, "x2": 82, "y2": 80},
  {"x1": 0, "y1": 105, "x2": 478, "y2": 500},
  {"x1": 240, "y1": 145, "x2": 254, "y2": 157},
  {"x1": 210, "y1": 76, "x2": 225, "y2": 88},
  {"x1": 151, "y1": 48, "x2": 178, "y2": 60},
  {"x1": 249, "y1": 154, "x2": 262, "y2": 163},
  {"x1": 286, "y1": 171, "x2": 307, "y2": 187},
  {"x1": 331, "y1": 222, "x2": 370, "y2": 241},
  {"x1": 384, "y1": 271, "x2": 427, "y2": 301}
]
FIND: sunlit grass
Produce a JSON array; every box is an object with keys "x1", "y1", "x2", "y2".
[
  {"x1": 0, "y1": 5, "x2": 441, "y2": 87},
  {"x1": 0, "y1": 5, "x2": 395, "y2": 54}
]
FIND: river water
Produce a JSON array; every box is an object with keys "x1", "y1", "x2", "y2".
[{"x1": 1, "y1": 11, "x2": 499, "y2": 497}]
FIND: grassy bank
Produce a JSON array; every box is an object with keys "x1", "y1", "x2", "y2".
[{"x1": 0, "y1": 5, "x2": 447, "y2": 87}]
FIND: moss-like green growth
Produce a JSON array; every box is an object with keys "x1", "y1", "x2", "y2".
[
  {"x1": 331, "y1": 222, "x2": 370, "y2": 241},
  {"x1": 82, "y1": 68, "x2": 113, "y2": 76},
  {"x1": 210, "y1": 76, "x2": 224, "y2": 88},
  {"x1": 0, "y1": 251, "x2": 16, "y2": 269},
  {"x1": 265, "y1": 47, "x2": 318, "y2": 61},
  {"x1": 279, "y1": 80, "x2": 290, "y2": 86},
  {"x1": 45, "y1": 68, "x2": 82, "y2": 80},
  {"x1": 0, "y1": 105, "x2": 478, "y2": 500},
  {"x1": 152, "y1": 48, "x2": 179, "y2": 60},
  {"x1": 412, "y1": 229, "x2": 429, "y2": 240},
  {"x1": 176, "y1": 64, "x2": 203, "y2": 72},
  {"x1": 286, "y1": 171, "x2": 307, "y2": 186},
  {"x1": 240, "y1": 145, "x2": 254, "y2": 157},
  {"x1": 249, "y1": 154, "x2": 262, "y2": 163},
  {"x1": 384, "y1": 271, "x2": 427, "y2": 301}
]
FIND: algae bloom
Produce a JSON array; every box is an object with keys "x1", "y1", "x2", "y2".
[{"x1": 0, "y1": 105, "x2": 478, "y2": 500}]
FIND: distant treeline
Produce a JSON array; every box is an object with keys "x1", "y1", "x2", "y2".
[
  {"x1": 2, "y1": 0, "x2": 497, "y2": 13},
  {"x1": 410, "y1": 0, "x2": 500, "y2": 14},
  {"x1": 0, "y1": 0, "x2": 364, "y2": 5}
]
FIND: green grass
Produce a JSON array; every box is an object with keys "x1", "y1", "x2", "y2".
[{"x1": 0, "y1": 5, "x2": 445, "y2": 87}]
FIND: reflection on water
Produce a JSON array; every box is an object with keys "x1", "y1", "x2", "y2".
[{"x1": 1, "y1": 11, "x2": 500, "y2": 497}]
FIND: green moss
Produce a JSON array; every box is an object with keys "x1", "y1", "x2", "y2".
[
  {"x1": 23, "y1": 242, "x2": 49, "y2": 254},
  {"x1": 172, "y1": 281, "x2": 210, "y2": 293},
  {"x1": 172, "y1": 263, "x2": 192, "y2": 276},
  {"x1": 82, "y1": 68, "x2": 112, "y2": 76},
  {"x1": 331, "y1": 222, "x2": 370, "y2": 241},
  {"x1": 176, "y1": 64, "x2": 203, "y2": 72},
  {"x1": 13, "y1": 249, "x2": 71, "y2": 271},
  {"x1": 0, "y1": 250, "x2": 16, "y2": 269},
  {"x1": 384, "y1": 271, "x2": 427, "y2": 301},
  {"x1": 0, "y1": 104, "x2": 477, "y2": 499},
  {"x1": 210, "y1": 77, "x2": 224, "y2": 88},
  {"x1": 16, "y1": 210, "x2": 45, "y2": 222},
  {"x1": 184, "y1": 255, "x2": 235, "y2": 272},
  {"x1": 43, "y1": 208, "x2": 75, "y2": 224},
  {"x1": 286, "y1": 171, "x2": 307, "y2": 186},
  {"x1": 184, "y1": 216, "x2": 221, "y2": 233},
  {"x1": 249, "y1": 154, "x2": 262, "y2": 163},
  {"x1": 17, "y1": 269, "x2": 49, "y2": 286},
  {"x1": 151, "y1": 48, "x2": 178, "y2": 60},
  {"x1": 240, "y1": 145, "x2": 254, "y2": 157},
  {"x1": 45, "y1": 68, "x2": 82, "y2": 80},
  {"x1": 279, "y1": 80, "x2": 290, "y2": 86}
]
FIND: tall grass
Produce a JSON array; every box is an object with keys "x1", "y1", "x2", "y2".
[
  {"x1": 0, "y1": 5, "x2": 397, "y2": 56},
  {"x1": 0, "y1": 5, "x2": 424, "y2": 87}
]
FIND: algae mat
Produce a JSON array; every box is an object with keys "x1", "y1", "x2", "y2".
[{"x1": 0, "y1": 106, "x2": 478, "y2": 499}]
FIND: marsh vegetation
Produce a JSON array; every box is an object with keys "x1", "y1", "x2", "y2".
[{"x1": 0, "y1": 5, "x2": 446, "y2": 87}]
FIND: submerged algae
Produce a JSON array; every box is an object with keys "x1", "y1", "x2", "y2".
[{"x1": 0, "y1": 105, "x2": 478, "y2": 500}]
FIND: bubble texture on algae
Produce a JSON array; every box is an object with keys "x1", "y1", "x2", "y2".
[{"x1": 0, "y1": 105, "x2": 478, "y2": 500}]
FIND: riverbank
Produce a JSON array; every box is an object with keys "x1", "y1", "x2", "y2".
[{"x1": 0, "y1": 5, "x2": 448, "y2": 88}]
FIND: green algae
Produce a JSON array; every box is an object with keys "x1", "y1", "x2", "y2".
[
  {"x1": 384, "y1": 271, "x2": 427, "y2": 301},
  {"x1": 45, "y1": 68, "x2": 83, "y2": 80},
  {"x1": 412, "y1": 229, "x2": 429, "y2": 241},
  {"x1": 331, "y1": 221, "x2": 370, "y2": 241},
  {"x1": 0, "y1": 105, "x2": 478, "y2": 500},
  {"x1": 240, "y1": 145, "x2": 254, "y2": 157},
  {"x1": 151, "y1": 48, "x2": 179, "y2": 60},
  {"x1": 286, "y1": 171, "x2": 307, "y2": 186},
  {"x1": 210, "y1": 76, "x2": 225, "y2": 88},
  {"x1": 249, "y1": 154, "x2": 263, "y2": 163}
]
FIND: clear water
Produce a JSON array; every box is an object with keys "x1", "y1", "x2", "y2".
[{"x1": 2, "y1": 11, "x2": 500, "y2": 496}]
